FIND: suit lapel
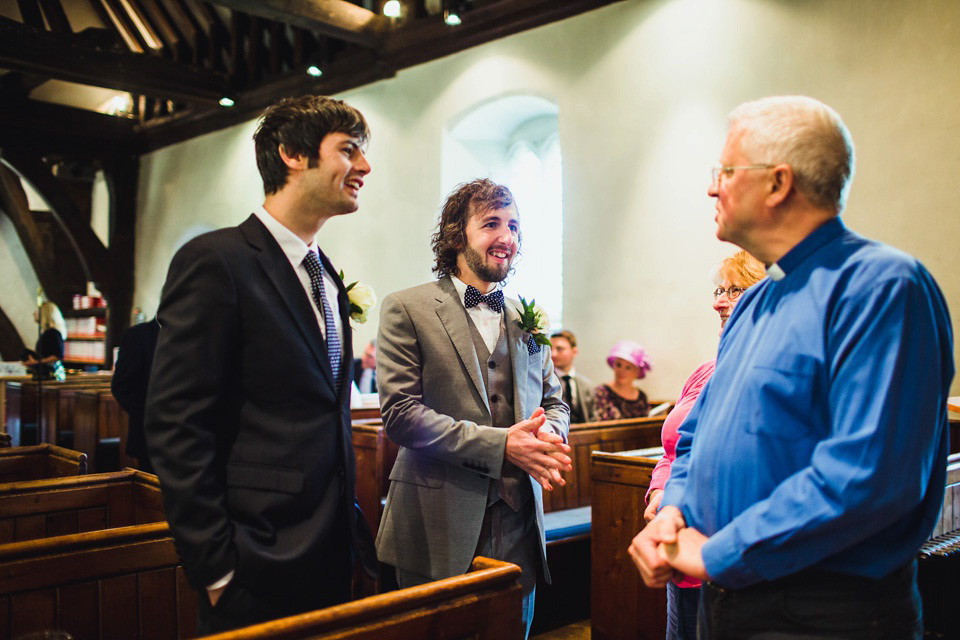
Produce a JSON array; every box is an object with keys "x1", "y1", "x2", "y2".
[
  {"x1": 505, "y1": 301, "x2": 531, "y2": 423},
  {"x1": 435, "y1": 277, "x2": 488, "y2": 406},
  {"x1": 240, "y1": 215, "x2": 336, "y2": 391}
]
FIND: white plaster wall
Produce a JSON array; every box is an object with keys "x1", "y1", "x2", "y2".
[
  {"x1": 0, "y1": 215, "x2": 40, "y2": 351},
  {"x1": 121, "y1": 0, "x2": 960, "y2": 396}
]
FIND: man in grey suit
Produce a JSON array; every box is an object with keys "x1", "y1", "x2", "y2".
[
  {"x1": 549, "y1": 329, "x2": 596, "y2": 423},
  {"x1": 375, "y1": 179, "x2": 572, "y2": 638}
]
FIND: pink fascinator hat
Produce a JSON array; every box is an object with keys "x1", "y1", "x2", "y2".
[{"x1": 606, "y1": 340, "x2": 652, "y2": 379}]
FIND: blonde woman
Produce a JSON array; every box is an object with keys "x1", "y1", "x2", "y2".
[{"x1": 23, "y1": 301, "x2": 67, "y2": 378}]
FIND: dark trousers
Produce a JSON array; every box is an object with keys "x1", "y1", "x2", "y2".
[
  {"x1": 196, "y1": 543, "x2": 352, "y2": 635},
  {"x1": 666, "y1": 581, "x2": 700, "y2": 640},
  {"x1": 698, "y1": 560, "x2": 922, "y2": 640}
]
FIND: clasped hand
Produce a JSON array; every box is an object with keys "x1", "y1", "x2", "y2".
[
  {"x1": 505, "y1": 407, "x2": 573, "y2": 491},
  {"x1": 627, "y1": 506, "x2": 709, "y2": 587}
]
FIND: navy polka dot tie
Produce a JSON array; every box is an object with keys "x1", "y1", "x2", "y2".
[
  {"x1": 463, "y1": 285, "x2": 504, "y2": 313},
  {"x1": 303, "y1": 250, "x2": 341, "y2": 387}
]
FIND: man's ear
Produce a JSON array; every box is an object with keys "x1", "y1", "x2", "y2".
[
  {"x1": 278, "y1": 144, "x2": 308, "y2": 170},
  {"x1": 766, "y1": 164, "x2": 794, "y2": 208}
]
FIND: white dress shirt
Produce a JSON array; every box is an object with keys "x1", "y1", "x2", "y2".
[
  {"x1": 451, "y1": 276, "x2": 502, "y2": 353},
  {"x1": 254, "y1": 208, "x2": 344, "y2": 348}
]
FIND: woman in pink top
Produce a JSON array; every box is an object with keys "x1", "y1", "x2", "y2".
[{"x1": 644, "y1": 250, "x2": 765, "y2": 640}]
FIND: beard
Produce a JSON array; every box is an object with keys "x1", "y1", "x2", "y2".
[{"x1": 462, "y1": 245, "x2": 511, "y2": 284}]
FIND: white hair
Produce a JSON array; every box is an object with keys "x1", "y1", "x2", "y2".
[{"x1": 729, "y1": 96, "x2": 855, "y2": 214}]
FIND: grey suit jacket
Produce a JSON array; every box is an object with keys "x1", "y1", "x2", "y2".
[{"x1": 375, "y1": 276, "x2": 569, "y2": 581}]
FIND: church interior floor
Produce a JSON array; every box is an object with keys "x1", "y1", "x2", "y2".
[{"x1": 532, "y1": 619, "x2": 590, "y2": 639}]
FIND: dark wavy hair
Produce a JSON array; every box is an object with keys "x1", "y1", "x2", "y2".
[
  {"x1": 254, "y1": 95, "x2": 369, "y2": 195},
  {"x1": 431, "y1": 179, "x2": 519, "y2": 279}
]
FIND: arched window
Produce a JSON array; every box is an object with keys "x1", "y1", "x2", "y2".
[{"x1": 445, "y1": 96, "x2": 563, "y2": 328}]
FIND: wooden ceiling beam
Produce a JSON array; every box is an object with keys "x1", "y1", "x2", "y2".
[
  {"x1": 0, "y1": 18, "x2": 228, "y2": 105},
  {"x1": 38, "y1": 0, "x2": 71, "y2": 34},
  {"x1": 0, "y1": 100, "x2": 138, "y2": 157},
  {"x1": 381, "y1": 0, "x2": 627, "y2": 65},
  {"x1": 208, "y1": 0, "x2": 388, "y2": 49}
]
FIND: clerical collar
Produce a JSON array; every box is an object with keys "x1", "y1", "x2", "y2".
[{"x1": 767, "y1": 217, "x2": 845, "y2": 282}]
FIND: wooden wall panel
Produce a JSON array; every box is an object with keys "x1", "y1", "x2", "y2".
[
  {"x1": 139, "y1": 568, "x2": 178, "y2": 640},
  {"x1": 100, "y1": 574, "x2": 139, "y2": 640},
  {"x1": 59, "y1": 581, "x2": 100, "y2": 639},
  {"x1": 10, "y1": 589, "x2": 57, "y2": 639}
]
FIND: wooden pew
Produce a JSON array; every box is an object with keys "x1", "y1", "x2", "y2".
[
  {"x1": 0, "y1": 522, "x2": 197, "y2": 639},
  {"x1": 0, "y1": 469, "x2": 197, "y2": 639},
  {"x1": 0, "y1": 445, "x2": 87, "y2": 484},
  {"x1": 0, "y1": 469, "x2": 164, "y2": 544},
  {"x1": 590, "y1": 447, "x2": 666, "y2": 640},
  {"x1": 72, "y1": 389, "x2": 133, "y2": 473},
  {"x1": 351, "y1": 421, "x2": 397, "y2": 538},
  {"x1": 544, "y1": 415, "x2": 666, "y2": 513},
  {"x1": 4, "y1": 376, "x2": 112, "y2": 448},
  {"x1": 199, "y1": 557, "x2": 522, "y2": 640},
  {"x1": 930, "y1": 452, "x2": 960, "y2": 538}
]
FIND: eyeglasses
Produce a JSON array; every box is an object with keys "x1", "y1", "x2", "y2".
[
  {"x1": 711, "y1": 164, "x2": 775, "y2": 187},
  {"x1": 713, "y1": 286, "x2": 746, "y2": 300}
]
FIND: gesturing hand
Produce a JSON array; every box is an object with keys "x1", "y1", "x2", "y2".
[{"x1": 506, "y1": 407, "x2": 573, "y2": 491}]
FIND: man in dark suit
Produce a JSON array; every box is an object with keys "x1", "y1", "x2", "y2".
[
  {"x1": 352, "y1": 340, "x2": 377, "y2": 394},
  {"x1": 145, "y1": 95, "x2": 377, "y2": 634},
  {"x1": 549, "y1": 330, "x2": 595, "y2": 423},
  {"x1": 112, "y1": 316, "x2": 160, "y2": 473}
]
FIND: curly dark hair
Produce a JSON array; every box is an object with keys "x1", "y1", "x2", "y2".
[
  {"x1": 254, "y1": 95, "x2": 369, "y2": 195},
  {"x1": 431, "y1": 179, "x2": 520, "y2": 279}
]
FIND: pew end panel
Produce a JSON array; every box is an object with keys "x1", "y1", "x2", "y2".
[
  {"x1": 199, "y1": 557, "x2": 523, "y2": 640},
  {"x1": 590, "y1": 448, "x2": 667, "y2": 640},
  {"x1": 545, "y1": 416, "x2": 666, "y2": 513}
]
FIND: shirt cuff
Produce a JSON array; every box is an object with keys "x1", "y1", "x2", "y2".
[
  {"x1": 701, "y1": 528, "x2": 763, "y2": 588},
  {"x1": 207, "y1": 570, "x2": 234, "y2": 591}
]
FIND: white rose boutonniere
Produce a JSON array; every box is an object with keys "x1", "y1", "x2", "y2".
[
  {"x1": 339, "y1": 270, "x2": 377, "y2": 324},
  {"x1": 517, "y1": 296, "x2": 551, "y2": 354}
]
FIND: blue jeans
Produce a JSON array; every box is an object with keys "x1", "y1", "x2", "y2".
[
  {"x1": 698, "y1": 560, "x2": 922, "y2": 640},
  {"x1": 666, "y1": 581, "x2": 700, "y2": 640}
]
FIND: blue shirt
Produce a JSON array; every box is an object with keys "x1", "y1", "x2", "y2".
[{"x1": 662, "y1": 218, "x2": 954, "y2": 588}]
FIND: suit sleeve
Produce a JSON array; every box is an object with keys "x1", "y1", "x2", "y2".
[
  {"x1": 377, "y1": 293, "x2": 510, "y2": 477},
  {"x1": 145, "y1": 240, "x2": 239, "y2": 589},
  {"x1": 539, "y1": 345, "x2": 570, "y2": 442}
]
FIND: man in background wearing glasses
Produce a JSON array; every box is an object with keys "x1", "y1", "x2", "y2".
[{"x1": 629, "y1": 96, "x2": 953, "y2": 639}]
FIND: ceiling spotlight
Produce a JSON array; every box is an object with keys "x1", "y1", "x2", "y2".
[
  {"x1": 306, "y1": 65, "x2": 323, "y2": 77},
  {"x1": 219, "y1": 96, "x2": 235, "y2": 108},
  {"x1": 383, "y1": 0, "x2": 401, "y2": 18},
  {"x1": 444, "y1": 9, "x2": 461, "y2": 25}
]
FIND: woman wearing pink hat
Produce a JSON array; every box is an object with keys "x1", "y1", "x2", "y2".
[{"x1": 592, "y1": 340, "x2": 652, "y2": 420}]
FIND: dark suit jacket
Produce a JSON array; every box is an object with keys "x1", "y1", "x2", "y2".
[
  {"x1": 112, "y1": 318, "x2": 160, "y2": 469},
  {"x1": 352, "y1": 358, "x2": 377, "y2": 393},
  {"x1": 145, "y1": 214, "x2": 376, "y2": 597}
]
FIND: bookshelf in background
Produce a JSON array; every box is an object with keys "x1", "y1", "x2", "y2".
[{"x1": 64, "y1": 307, "x2": 108, "y2": 368}]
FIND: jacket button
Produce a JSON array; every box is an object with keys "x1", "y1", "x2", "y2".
[
  {"x1": 488, "y1": 360, "x2": 496, "y2": 369},
  {"x1": 491, "y1": 395, "x2": 499, "y2": 403}
]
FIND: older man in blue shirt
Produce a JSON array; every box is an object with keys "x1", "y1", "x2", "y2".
[{"x1": 629, "y1": 96, "x2": 954, "y2": 639}]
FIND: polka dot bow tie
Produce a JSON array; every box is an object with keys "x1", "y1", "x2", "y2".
[{"x1": 463, "y1": 286, "x2": 504, "y2": 313}]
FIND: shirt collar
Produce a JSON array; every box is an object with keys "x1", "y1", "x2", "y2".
[
  {"x1": 767, "y1": 217, "x2": 845, "y2": 281},
  {"x1": 255, "y1": 207, "x2": 317, "y2": 265}
]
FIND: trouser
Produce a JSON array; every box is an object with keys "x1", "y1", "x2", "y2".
[
  {"x1": 196, "y1": 531, "x2": 353, "y2": 635},
  {"x1": 698, "y1": 560, "x2": 922, "y2": 640},
  {"x1": 665, "y1": 581, "x2": 700, "y2": 640},
  {"x1": 397, "y1": 499, "x2": 541, "y2": 639}
]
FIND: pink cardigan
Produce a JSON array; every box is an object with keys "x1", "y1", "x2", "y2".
[{"x1": 647, "y1": 360, "x2": 715, "y2": 589}]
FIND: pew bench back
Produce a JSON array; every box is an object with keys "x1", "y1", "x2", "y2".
[
  {"x1": 199, "y1": 557, "x2": 522, "y2": 640},
  {"x1": 0, "y1": 445, "x2": 87, "y2": 484},
  {"x1": 0, "y1": 470, "x2": 163, "y2": 544}
]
